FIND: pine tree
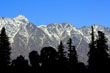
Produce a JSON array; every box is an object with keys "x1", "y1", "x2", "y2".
[
  {"x1": 88, "y1": 26, "x2": 109, "y2": 72},
  {"x1": 88, "y1": 26, "x2": 96, "y2": 71},
  {"x1": 67, "y1": 38, "x2": 78, "y2": 64},
  {"x1": 96, "y1": 31, "x2": 108, "y2": 71},
  {"x1": 0, "y1": 27, "x2": 11, "y2": 66},
  {"x1": 0, "y1": 27, "x2": 11, "y2": 72},
  {"x1": 58, "y1": 41, "x2": 65, "y2": 60},
  {"x1": 88, "y1": 26, "x2": 95, "y2": 56}
]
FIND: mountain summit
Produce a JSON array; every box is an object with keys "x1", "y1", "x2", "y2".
[
  {"x1": 0, "y1": 15, "x2": 110, "y2": 64},
  {"x1": 14, "y1": 15, "x2": 29, "y2": 22}
]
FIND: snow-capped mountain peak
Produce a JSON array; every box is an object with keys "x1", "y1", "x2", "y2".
[{"x1": 14, "y1": 15, "x2": 29, "y2": 22}]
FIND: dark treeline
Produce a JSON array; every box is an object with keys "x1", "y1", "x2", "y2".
[{"x1": 0, "y1": 26, "x2": 110, "y2": 73}]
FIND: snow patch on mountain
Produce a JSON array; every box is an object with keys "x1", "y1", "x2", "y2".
[{"x1": 14, "y1": 15, "x2": 29, "y2": 22}]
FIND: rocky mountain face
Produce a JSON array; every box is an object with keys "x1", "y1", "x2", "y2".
[{"x1": 0, "y1": 15, "x2": 110, "y2": 64}]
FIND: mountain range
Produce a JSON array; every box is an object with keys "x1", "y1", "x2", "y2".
[{"x1": 0, "y1": 15, "x2": 110, "y2": 64}]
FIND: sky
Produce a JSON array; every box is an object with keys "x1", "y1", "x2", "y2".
[{"x1": 0, "y1": 0, "x2": 110, "y2": 28}]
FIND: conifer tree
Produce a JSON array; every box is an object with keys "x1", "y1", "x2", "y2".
[
  {"x1": 58, "y1": 41, "x2": 65, "y2": 60},
  {"x1": 96, "y1": 31, "x2": 108, "y2": 70},
  {"x1": 88, "y1": 26, "x2": 109, "y2": 72},
  {"x1": 0, "y1": 27, "x2": 11, "y2": 70},
  {"x1": 88, "y1": 26, "x2": 96, "y2": 71},
  {"x1": 67, "y1": 38, "x2": 78, "y2": 64}
]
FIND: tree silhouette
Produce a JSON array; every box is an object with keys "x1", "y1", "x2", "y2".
[
  {"x1": 40, "y1": 46, "x2": 59, "y2": 72},
  {"x1": 95, "y1": 31, "x2": 109, "y2": 72},
  {"x1": 67, "y1": 38, "x2": 78, "y2": 72},
  {"x1": 67, "y1": 38, "x2": 78, "y2": 64},
  {"x1": 58, "y1": 41, "x2": 64, "y2": 58},
  {"x1": 58, "y1": 41, "x2": 67, "y2": 62},
  {"x1": 40, "y1": 46, "x2": 58, "y2": 64},
  {"x1": 29, "y1": 51, "x2": 40, "y2": 72},
  {"x1": 12, "y1": 55, "x2": 30, "y2": 73},
  {"x1": 88, "y1": 26, "x2": 97, "y2": 72},
  {"x1": 88, "y1": 26, "x2": 109, "y2": 72},
  {"x1": 57, "y1": 41, "x2": 69, "y2": 72},
  {"x1": 0, "y1": 27, "x2": 11, "y2": 72}
]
